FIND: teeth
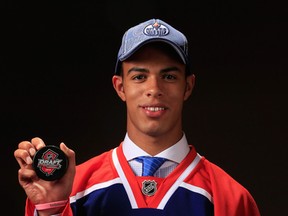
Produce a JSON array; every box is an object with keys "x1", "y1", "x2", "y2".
[{"x1": 145, "y1": 107, "x2": 165, "y2": 112}]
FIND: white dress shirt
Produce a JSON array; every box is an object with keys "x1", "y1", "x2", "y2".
[{"x1": 122, "y1": 133, "x2": 191, "y2": 178}]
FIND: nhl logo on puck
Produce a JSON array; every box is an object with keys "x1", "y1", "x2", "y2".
[
  {"x1": 33, "y1": 145, "x2": 68, "y2": 181},
  {"x1": 141, "y1": 180, "x2": 157, "y2": 196}
]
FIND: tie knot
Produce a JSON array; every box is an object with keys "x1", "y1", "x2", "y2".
[{"x1": 135, "y1": 156, "x2": 166, "y2": 176}]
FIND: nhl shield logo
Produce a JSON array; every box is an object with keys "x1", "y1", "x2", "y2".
[{"x1": 141, "y1": 180, "x2": 157, "y2": 196}]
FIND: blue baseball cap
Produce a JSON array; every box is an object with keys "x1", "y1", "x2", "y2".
[{"x1": 115, "y1": 18, "x2": 191, "y2": 75}]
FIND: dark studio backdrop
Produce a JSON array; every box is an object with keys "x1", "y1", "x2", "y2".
[{"x1": 1, "y1": 1, "x2": 287, "y2": 215}]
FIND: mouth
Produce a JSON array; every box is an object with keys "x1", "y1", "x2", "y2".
[{"x1": 142, "y1": 106, "x2": 167, "y2": 112}]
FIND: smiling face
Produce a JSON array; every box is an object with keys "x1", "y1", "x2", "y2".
[{"x1": 112, "y1": 42, "x2": 195, "y2": 151}]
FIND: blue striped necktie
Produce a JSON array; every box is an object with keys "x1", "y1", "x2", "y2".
[{"x1": 135, "y1": 156, "x2": 166, "y2": 176}]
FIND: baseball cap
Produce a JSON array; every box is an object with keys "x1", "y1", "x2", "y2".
[{"x1": 115, "y1": 18, "x2": 191, "y2": 75}]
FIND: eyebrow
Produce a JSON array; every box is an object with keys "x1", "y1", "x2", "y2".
[
  {"x1": 127, "y1": 66, "x2": 182, "y2": 75},
  {"x1": 161, "y1": 66, "x2": 182, "y2": 73},
  {"x1": 127, "y1": 67, "x2": 148, "y2": 74}
]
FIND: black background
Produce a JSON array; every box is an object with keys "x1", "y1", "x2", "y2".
[{"x1": 1, "y1": 1, "x2": 287, "y2": 215}]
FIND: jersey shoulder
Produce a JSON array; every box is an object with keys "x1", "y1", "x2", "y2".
[
  {"x1": 200, "y1": 157, "x2": 260, "y2": 215},
  {"x1": 72, "y1": 148, "x2": 118, "y2": 194}
]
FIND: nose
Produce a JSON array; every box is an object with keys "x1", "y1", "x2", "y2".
[{"x1": 145, "y1": 77, "x2": 163, "y2": 98}]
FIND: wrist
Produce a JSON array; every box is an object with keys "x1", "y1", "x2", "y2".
[{"x1": 35, "y1": 200, "x2": 68, "y2": 216}]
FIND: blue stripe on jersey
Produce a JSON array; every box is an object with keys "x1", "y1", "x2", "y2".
[{"x1": 71, "y1": 184, "x2": 214, "y2": 215}]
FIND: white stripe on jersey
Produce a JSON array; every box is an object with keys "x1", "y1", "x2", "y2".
[{"x1": 157, "y1": 153, "x2": 202, "y2": 209}]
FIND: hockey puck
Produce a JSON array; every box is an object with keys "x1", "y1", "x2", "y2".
[{"x1": 32, "y1": 145, "x2": 68, "y2": 181}]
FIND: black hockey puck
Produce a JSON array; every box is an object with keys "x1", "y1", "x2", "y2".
[{"x1": 32, "y1": 145, "x2": 68, "y2": 181}]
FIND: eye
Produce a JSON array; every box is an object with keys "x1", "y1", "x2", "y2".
[
  {"x1": 132, "y1": 74, "x2": 146, "y2": 81},
  {"x1": 163, "y1": 74, "x2": 177, "y2": 80}
]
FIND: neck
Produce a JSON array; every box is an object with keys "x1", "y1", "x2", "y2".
[{"x1": 127, "y1": 130, "x2": 183, "y2": 156}]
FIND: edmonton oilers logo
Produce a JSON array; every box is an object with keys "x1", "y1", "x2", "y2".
[
  {"x1": 143, "y1": 22, "x2": 169, "y2": 36},
  {"x1": 141, "y1": 180, "x2": 157, "y2": 196}
]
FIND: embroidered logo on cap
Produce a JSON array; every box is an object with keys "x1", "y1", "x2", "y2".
[{"x1": 143, "y1": 22, "x2": 169, "y2": 37}]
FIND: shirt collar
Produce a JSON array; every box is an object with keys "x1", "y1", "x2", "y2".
[{"x1": 122, "y1": 132, "x2": 190, "y2": 163}]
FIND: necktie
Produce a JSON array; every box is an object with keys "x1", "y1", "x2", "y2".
[{"x1": 135, "y1": 156, "x2": 166, "y2": 176}]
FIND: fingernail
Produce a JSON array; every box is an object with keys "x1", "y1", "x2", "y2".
[
  {"x1": 26, "y1": 156, "x2": 32, "y2": 165},
  {"x1": 29, "y1": 148, "x2": 36, "y2": 156},
  {"x1": 61, "y1": 142, "x2": 67, "y2": 149}
]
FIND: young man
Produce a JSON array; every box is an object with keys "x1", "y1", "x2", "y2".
[{"x1": 14, "y1": 18, "x2": 261, "y2": 216}]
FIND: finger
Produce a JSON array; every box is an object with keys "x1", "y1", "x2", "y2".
[
  {"x1": 14, "y1": 148, "x2": 33, "y2": 168},
  {"x1": 31, "y1": 137, "x2": 46, "y2": 150},
  {"x1": 60, "y1": 142, "x2": 76, "y2": 167},
  {"x1": 18, "y1": 167, "x2": 38, "y2": 186},
  {"x1": 60, "y1": 142, "x2": 76, "y2": 178},
  {"x1": 18, "y1": 140, "x2": 40, "y2": 158}
]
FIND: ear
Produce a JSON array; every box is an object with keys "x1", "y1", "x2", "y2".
[
  {"x1": 184, "y1": 74, "x2": 195, "y2": 101},
  {"x1": 112, "y1": 75, "x2": 126, "y2": 101}
]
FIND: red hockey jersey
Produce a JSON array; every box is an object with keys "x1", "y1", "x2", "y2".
[{"x1": 25, "y1": 143, "x2": 260, "y2": 215}]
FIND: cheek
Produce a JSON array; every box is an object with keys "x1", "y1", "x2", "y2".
[
  {"x1": 169, "y1": 87, "x2": 187, "y2": 100},
  {"x1": 123, "y1": 85, "x2": 142, "y2": 105},
  {"x1": 124, "y1": 83, "x2": 144, "y2": 97}
]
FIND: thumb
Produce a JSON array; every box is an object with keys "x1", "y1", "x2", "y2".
[{"x1": 60, "y1": 142, "x2": 76, "y2": 179}]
